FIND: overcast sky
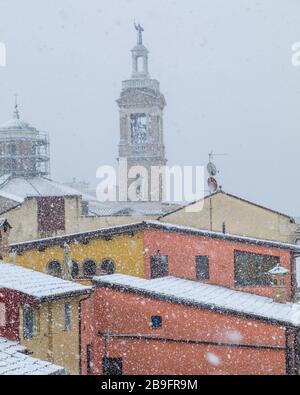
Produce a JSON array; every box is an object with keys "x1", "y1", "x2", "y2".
[{"x1": 0, "y1": 0, "x2": 300, "y2": 215}]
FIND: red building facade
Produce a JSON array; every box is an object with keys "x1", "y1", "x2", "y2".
[
  {"x1": 80, "y1": 222, "x2": 300, "y2": 376},
  {"x1": 143, "y1": 227, "x2": 295, "y2": 299},
  {"x1": 0, "y1": 288, "x2": 35, "y2": 341}
]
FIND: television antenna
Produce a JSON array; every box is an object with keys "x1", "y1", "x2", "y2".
[{"x1": 207, "y1": 150, "x2": 228, "y2": 230}]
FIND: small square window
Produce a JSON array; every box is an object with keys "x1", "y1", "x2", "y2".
[
  {"x1": 103, "y1": 358, "x2": 123, "y2": 375},
  {"x1": 151, "y1": 316, "x2": 162, "y2": 329}
]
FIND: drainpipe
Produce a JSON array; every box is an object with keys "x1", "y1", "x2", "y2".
[
  {"x1": 47, "y1": 302, "x2": 54, "y2": 363},
  {"x1": 79, "y1": 293, "x2": 93, "y2": 375}
]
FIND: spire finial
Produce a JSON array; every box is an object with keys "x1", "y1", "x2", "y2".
[
  {"x1": 134, "y1": 21, "x2": 144, "y2": 45},
  {"x1": 13, "y1": 93, "x2": 20, "y2": 119}
]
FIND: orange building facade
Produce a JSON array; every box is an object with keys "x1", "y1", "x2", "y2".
[
  {"x1": 143, "y1": 227, "x2": 295, "y2": 299},
  {"x1": 78, "y1": 221, "x2": 300, "y2": 376},
  {"x1": 85, "y1": 287, "x2": 289, "y2": 375}
]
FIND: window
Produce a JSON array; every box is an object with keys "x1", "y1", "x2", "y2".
[
  {"x1": 23, "y1": 306, "x2": 39, "y2": 339},
  {"x1": 84, "y1": 260, "x2": 97, "y2": 277},
  {"x1": 151, "y1": 316, "x2": 162, "y2": 329},
  {"x1": 71, "y1": 261, "x2": 80, "y2": 279},
  {"x1": 0, "y1": 303, "x2": 6, "y2": 327},
  {"x1": 8, "y1": 143, "x2": 17, "y2": 155},
  {"x1": 64, "y1": 303, "x2": 72, "y2": 331},
  {"x1": 130, "y1": 113, "x2": 147, "y2": 144},
  {"x1": 101, "y1": 259, "x2": 115, "y2": 275},
  {"x1": 87, "y1": 344, "x2": 93, "y2": 375},
  {"x1": 150, "y1": 252, "x2": 169, "y2": 279},
  {"x1": 47, "y1": 261, "x2": 62, "y2": 277},
  {"x1": 103, "y1": 358, "x2": 123, "y2": 375},
  {"x1": 196, "y1": 256, "x2": 209, "y2": 280},
  {"x1": 234, "y1": 251, "x2": 280, "y2": 287},
  {"x1": 137, "y1": 56, "x2": 144, "y2": 72},
  {"x1": 37, "y1": 197, "x2": 65, "y2": 233}
]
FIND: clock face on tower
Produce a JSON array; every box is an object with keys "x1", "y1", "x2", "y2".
[{"x1": 130, "y1": 113, "x2": 147, "y2": 144}]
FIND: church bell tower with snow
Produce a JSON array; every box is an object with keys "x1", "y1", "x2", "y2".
[{"x1": 117, "y1": 24, "x2": 167, "y2": 202}]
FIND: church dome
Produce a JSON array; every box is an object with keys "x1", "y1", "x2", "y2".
[
  {"x1": 0, "y1": 101, "x2": 50, "y2": 178},
  {"x1": 0, "y1": 104, "x2": 36, "y2": 133}
]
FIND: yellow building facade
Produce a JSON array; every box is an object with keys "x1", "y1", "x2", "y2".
[
  {"x1": 8, "y1": 225, "x2": 146, "y2": 282},
  {"x1": 2, "y1": 195, "x2": 155, "y2": 244},
  {"x1": 20, "y1": 297, "x2": 84, "y2": 375},
  {"x1": 0, "y1": 263, "x2": 92, "y2": 375}
]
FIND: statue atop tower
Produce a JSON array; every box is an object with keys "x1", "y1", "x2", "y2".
[
  {"x1": 117, "y1": 25, "x2": 167, "y2": 202},
  {"x1": 134, "y1": 22, "x2": 144, "y2": 45}
]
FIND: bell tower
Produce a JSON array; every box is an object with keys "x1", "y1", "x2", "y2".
[{"x1": 117, "y1": 24, "x2": 167, "y2": 202}]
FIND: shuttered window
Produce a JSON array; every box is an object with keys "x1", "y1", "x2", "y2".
[
  {"x1": 150, "y1": 254, "x2": 169, "y2": 279},
  {"x1": 23, "y1": 306, "x2": 39, "y2": 339},
  {"x1": 196, "y1": 256, "x2": 209, "y2": 280}
]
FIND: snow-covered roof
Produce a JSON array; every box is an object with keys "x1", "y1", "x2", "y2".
[
  {"x1": 11, "y1": 220, "x2": 300, "y2": 254},
  {"x1": 94, "y1": 274, "x2": 300, "y2": 327},
  {"x1": 0, "y1": 175, "x2": 179, "y2": 217},
  {"x1": 269, "y1": 265, "x2": 289, "y2": 275},
  {"x1": 0, "y1": 105, "x2": 38, "y2": 134},
  {"x1": 0, "y1": 176, "x2": 86, "y2": 202},
  {"x1": 88, "y1": 200, "x2": 179, "y2": 217},
  {"x1": 0, "y1": 337, "x2": 66, "y2": 375},
  {"x1": 0, "y1": 263, "x2": 92, "y2": 301},
  {"x1": 0, "y1": 117, "x2": 34, "y2": 132}
]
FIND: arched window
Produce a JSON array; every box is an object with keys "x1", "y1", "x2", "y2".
[
  {"x1": 84, "y1": 260, "x2": 97, "y2": 277},
  {"x1": 71, "y1": 261, "x2": 80, "y2": 279},
  {"x1": 101, "y1": 259, "x2": 116, "y2": 275},
  {"x1": 47, "y1": 261, "x2": 62, "y2": 277}
]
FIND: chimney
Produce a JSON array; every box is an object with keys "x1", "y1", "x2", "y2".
[
  {"x1": 222, "y1": 222, "x2": 226, "y2": 234},
  {"x1": 0, "y1": 219, "x2": 12, "y2": 260},
  {"x1": 268, "y1": 264, "x2": 289, "y2": 303}
]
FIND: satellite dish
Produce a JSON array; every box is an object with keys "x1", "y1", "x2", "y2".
[
  {"x1": 207, "y1": 162, "x2": 217, "y2": 177},
  {"x1": 208, "y1": 177, "x2": 218, "y2": 193}
]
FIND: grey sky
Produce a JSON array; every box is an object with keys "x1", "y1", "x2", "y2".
[{"x1": 0, "y1": 0, "x2": 300, "y2": 215}]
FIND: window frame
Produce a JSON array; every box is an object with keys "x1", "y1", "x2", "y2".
[
  {"x1": 234, "y1": 250, "x2": 280, "y2": 287},
  {"x1": 151, "y1": 315, "x2": 162, "y2": 329},
  {"x1": 47, "y1": 260, "x2": 62, "y2": 278},
  {"x1": 102, "y1": 357, "x2": 123, "y2": 376},
  {"x1": 101, "y1": 259, "x2": 116, "y2": 275},
  {"x1": 83, "y1": 260, "x2": 97, "y2": 278},
  {"x1": 87, "y1": 344, "x2": 93, "y2": 375},
  {"x1": 23, "y1": 306, "x2": 39, "y2": 340},
  {"x1": 71, "y1": 260, "x2": 80, "y2": 279},
  {"x1": 195, "y1": 256, "x2": 209, "y2": 280},
  {"x1": 150, "y1": 254, "x2": 169, "y2": 279}
]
